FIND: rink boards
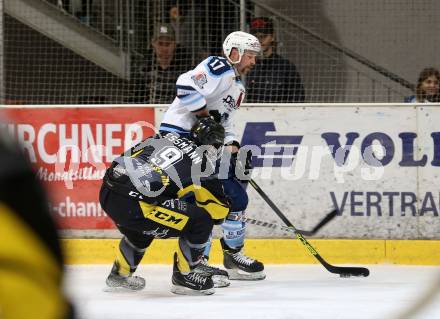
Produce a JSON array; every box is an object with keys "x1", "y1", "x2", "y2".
[
  {"x1": 62, "y1": 238, "x2": 440, "y2": 265},
  {"x1": 1, "y1": 104, "x2": 439, "y2": 264},
  {"x1": 0, "y1": 104, "x2": 440, "y2": 264}
]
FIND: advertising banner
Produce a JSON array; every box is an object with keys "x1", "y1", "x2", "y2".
[
  {"x1": 1, "y1": 107, "x2": 155, "y2": 231},
  {"x1": 230, "y1": 106, "x2": 439, "y2": 239},
  {"x1": 2, "y1": 105, "x2": 439, "y2": 239}
]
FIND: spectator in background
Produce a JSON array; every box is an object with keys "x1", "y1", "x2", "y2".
[
  {"x1": 130, "y1": 23, "x2": 193, "y2": 104},
  {"x1": 246, "y1": 17, "x2": 305, "y2": 103},
  {"x1": 167, "y1": 0, "x2": 206, "y2": 60},
  {"x1": 405, "y1": 67, "x2": 440, "y2": 102}
]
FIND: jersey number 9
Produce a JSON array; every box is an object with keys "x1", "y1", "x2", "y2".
[{"x1": 150, "y1": 146, "x2": 183, "y2": 170}]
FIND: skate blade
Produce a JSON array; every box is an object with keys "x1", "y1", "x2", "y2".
[
  {"x1": 170, "y1": 285, "x2": 215, "y2": 296},
  {"x1": 105, "y1": 279, "x2": 145, "y2": 291},
  {"x1": 212, "y1": 275, "x2": 230, "y2": 288},
  {"x1": 103, "y1": 286, "x2": 141, "y2": 293},
  {"x1": 227, "y1": 269, "x2": 266, "y2": 281}
]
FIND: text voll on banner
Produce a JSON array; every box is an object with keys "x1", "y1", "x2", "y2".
[
  {"x1": 2, "y1": 105, "x2": 439, "y2": 239},
  {"x1": 231, "y1": 106, "x2": 440, "y2": 239}
]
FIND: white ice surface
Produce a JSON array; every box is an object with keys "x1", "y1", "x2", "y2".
[{"x1": 65, "y1": 265, "x2": 440, "y2": 319}]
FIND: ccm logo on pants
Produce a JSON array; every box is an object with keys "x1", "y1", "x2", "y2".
[{"x1": 144, "y1": 208, "x2": 189, "y2": 231}]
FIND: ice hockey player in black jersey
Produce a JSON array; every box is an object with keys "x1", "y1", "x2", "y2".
[
  {"x1": 99, "y1": 117, "x2": 230, "y2": 295},
  {"x1": 0, "y1": 124, "x2": 74, "y2": 318}
]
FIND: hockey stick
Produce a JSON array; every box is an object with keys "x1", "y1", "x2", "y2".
[
  {"x1": 249, "y1": 179, "x2": 370, "y2": 277},
  {"x1": 228, "y1": 211, "x2": 337, "y2": 236}
]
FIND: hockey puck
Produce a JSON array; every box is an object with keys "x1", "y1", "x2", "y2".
[{"x1": 339, "y1": 273, "x2": 351, "y2": 278}]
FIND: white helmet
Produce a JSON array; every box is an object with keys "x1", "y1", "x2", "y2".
[{"x1": 222, "y1": 31, "x2": 261, "y2": 64}]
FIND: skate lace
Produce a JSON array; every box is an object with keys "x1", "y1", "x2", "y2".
[
  {"x1": 198, "y1": 258, "x2": 221, "y2": 272},
  {"x1": 187, "y1": 272, "x2": 207, "y2": 285},
  {"x1": 232, "y1": 251, "x2": 255, "y2": 266}
]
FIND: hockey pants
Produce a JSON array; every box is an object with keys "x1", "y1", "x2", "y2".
[{"x1": 99, "y1": 185, "x2": 214, "y2": 274}]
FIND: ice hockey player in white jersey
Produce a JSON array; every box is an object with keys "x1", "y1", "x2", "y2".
[{"x1": 160, "y1": 31, "x2": 266, "y2": 287}]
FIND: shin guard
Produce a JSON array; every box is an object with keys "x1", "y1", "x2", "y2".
[
  {"x1": 176, "y1": 237, "x2": 208, "y2": 274},
  {"x1": 115, "y1": 237, "x2": 147, "y2": 276},
  {"x1": 202, "y1": 233, "x2": 213, "y2": 258},
  {"x1": 221, "y1": 211, "x2": 246, "y2": 250}
]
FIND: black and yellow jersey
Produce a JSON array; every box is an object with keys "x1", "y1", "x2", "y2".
[
  {"x1": 0, "y1": 135, "x2": 73, "y2": 319},
  {"x1": 105, "y1": 132, "x2": 229, "y2": 223}
]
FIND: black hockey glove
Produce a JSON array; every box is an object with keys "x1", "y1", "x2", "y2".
[
  {"x1": 208, "y1": 110, "x2": 222, "y2": 123},
  {"x1": 232, "y1": 149, "x2": 253, "y2": 183},
  {"x1": 195, "y1": 110, "x2": 221, "y2": 124}
]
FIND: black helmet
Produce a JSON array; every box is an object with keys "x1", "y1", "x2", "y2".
[{"x1": 190, "y1": 117, "x2": 225, "y2": 148}]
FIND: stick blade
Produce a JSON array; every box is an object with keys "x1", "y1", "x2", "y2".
[
  {"x1": 318, "y1": 255, "x2": 370, "y2": 278},
  {"x1": 337, "y1": 267, "x2": 370, "y2": 278},
  {"x1": 311, "y1": 209, "x2": 337, "y2": 232},
  {"x1": 296, "y1": 209, "x2": 338, "y2": 236}
]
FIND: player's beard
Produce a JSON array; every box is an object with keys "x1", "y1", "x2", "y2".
[{"x1": 238, "y1": 65, "x2": 253, "y2": 76}]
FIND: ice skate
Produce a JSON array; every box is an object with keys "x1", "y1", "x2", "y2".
[
  {"x1": 105, "y1": 262, "x2": 146, "y2": 291},
  {"x1": 194, "y1": 257, "x2": 230, "y2": 288},
  {"x1": 170, "y1": 253, "x2": 215, "y2": 295},
  {"x1": 221, "y1": 238, "x2": 266, "y2": 280}
]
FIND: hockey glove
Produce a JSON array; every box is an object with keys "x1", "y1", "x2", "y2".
[
  {"x1": 195, "y1": 111, "x2": 221, "y2": 124},
  {"x1": 208, "y1": 110, "x2": 222, "y2": 123}
]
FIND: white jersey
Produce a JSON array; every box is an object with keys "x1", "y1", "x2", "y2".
[{"x1": 160, "y1": 56, "x2": 245, "y2": 144}]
